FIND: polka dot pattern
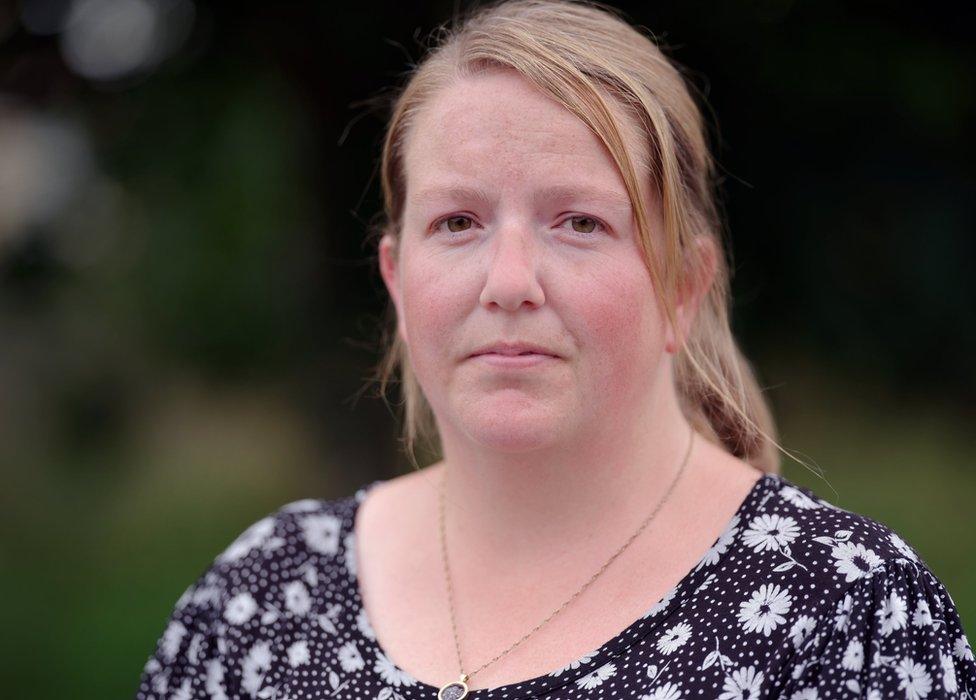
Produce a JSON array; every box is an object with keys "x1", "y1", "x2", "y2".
[{"x1": 134, "y1": 473, "x2": 976, "y2": 699}]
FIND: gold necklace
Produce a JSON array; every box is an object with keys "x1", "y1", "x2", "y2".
[{"x1": 435, "y1": 427, "x2": 694, "y2": 700}]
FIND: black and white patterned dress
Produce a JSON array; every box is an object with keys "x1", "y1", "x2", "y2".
[{"x1": 135, "y1": 472, "x2": 976, "y2": 699}]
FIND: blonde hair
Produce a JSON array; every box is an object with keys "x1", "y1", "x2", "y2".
[{"x1": 366, "y1": 0, "x2": 801, "y2": 476}]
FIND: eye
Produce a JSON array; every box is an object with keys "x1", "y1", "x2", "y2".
[
  {"x1": 561, "y1": 215, "x2": 608, "y2": 238},
  {"x1": 432, "y1": 214, "x2": 475, "y2": 236}
]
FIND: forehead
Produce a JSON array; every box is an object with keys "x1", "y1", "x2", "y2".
[{"x1": 403, "y1": 69, "x2": 641, "y2": 194}]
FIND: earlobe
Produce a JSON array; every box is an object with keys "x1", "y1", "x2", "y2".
[{"x1": 378, "y1": 234, "x2": 397, "y2": 300}]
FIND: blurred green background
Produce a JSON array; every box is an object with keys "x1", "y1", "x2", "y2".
[{"x1": 0, "y1": 0, "x2": 973, "y2": 696}]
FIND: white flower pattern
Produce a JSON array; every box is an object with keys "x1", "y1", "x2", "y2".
[
  {"x1": 739, "y1": 583, "x2": 792, "y2": 636},
  {"x1": 895, "y1": 656, "x2": 933, "y2": 700},
  {"x1": 549, "y1": 649, "x2": 597, "y2": 677},
  {"x1": 286, "y1": 640, "x2": 310, "y2": 668},
  {"x1": 299, "y1": 512, "x2": 342, "y2": 555},
  {"x1": 656, "y1": 622, "x2": 693, "y2": 654},
  {"x1": 337, "y1": 640, "x2": 365, "y2": 673},
  {"x1": 778, "y1": 485, "x2": 820, "y2": 510},
  {"x1": 742, "y1": 514, "x2": 800, "y2": 553},
  {"x1": 282, "y1": 580, "x2": 311, "y2": 616},
  {"x1": 876, "y1": 589, "x2": 909, "y2": 637},
  {"x1": 718, "y1": 664, "x2": 764, "y2": 699},
  {"x1": 216, "y1": 516, "x2": 276, "y2": 564},
  {"x1": 842, "y1": 639, "x2": 864, "y2": 671},
  {"x1": 834, "y1": 592, "x2": 853, "y2": 631},
  {"x1": 135, "y1": 474, "x2": 976, "y2": 700},
  {"x1": 223, "y1": 591, "x2": 258, "y2": 625},
  {"x1": 694, "y1": 514, "x2": 740, "y2": 570},
  {"x1": 788, "y1": 615, "x2": 816, "y2": 649},
  {"x1": 575, "y1": 661, "x2": 616, "y2": 689},
  {"x1": 642, "y1": 584, "x2": 678, "y2": 619},
  {"x1": 642, "y1": 680, "x2": 683, "y2": 699},
  {"x1": 830, "y1": 541, "x2": 884, "y2": 582},
  {"x1": 159, "y1": 620, "x2": 187, "y2": 662},
  {"x1": 373, "y1": 649, "x2": 417, "y2": 687}
]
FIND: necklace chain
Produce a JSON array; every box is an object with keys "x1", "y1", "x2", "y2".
[{"x1": 437, "y1": 426, "x2": 695, "y2": 689}]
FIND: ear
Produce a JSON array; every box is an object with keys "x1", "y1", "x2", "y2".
[
  {"x1": 665, "y1": 235, "x2": 718, "y2": 354},
  {"x1": 378, "y1": 231, "x2": 408, "y2": 346}
]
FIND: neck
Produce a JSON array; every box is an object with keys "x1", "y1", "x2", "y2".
[{"x1": 433, "y1": 384, "x2": 698, "y2": 574}]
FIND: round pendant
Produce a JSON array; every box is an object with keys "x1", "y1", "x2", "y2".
[{"x1": 438, "y1": 680, "x2": 469, "y2": 700}]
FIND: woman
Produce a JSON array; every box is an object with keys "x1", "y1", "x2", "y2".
[{"x1": 135, "y1": 1, "x2": 975, "y2": 698}]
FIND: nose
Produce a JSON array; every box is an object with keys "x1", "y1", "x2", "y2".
[{"x1": 478, "y1": 224, "x2": 546, "y2": 311}]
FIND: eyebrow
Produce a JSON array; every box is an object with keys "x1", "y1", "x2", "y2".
[{"x1": 409, "y1": 183, "x2": 633, "y2": 213}]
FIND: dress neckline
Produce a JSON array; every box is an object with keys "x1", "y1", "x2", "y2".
[{"x1": 346, "y1": 471, "x2": 779, "y2": 699}]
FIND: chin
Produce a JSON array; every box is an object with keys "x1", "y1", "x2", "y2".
[
  {"x1": 458, "y1": 401, "x2": 570, "y2": 452},
  {"x1": 468, "y1": 428, "x2": 562, "y2": 453}
]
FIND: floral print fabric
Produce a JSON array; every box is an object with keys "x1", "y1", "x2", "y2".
[{"x1": 134, "y1": 473, "x2": 976, "y2": 699}]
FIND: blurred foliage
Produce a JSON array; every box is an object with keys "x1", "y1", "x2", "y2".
[{"x1": 0, "y1": 1, "x2": 973, "y2": 697}]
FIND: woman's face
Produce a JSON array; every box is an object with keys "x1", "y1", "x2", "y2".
[{"x1": 379, "y1": 69, "x2": 690, "y2": 453}]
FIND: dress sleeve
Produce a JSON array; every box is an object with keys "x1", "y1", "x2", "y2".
[
  {"x1": 133, "y1": 559, "x2": 237, "y2": 698},
  {"x1": 782, "y1": 558, "x2": 976, "y2": 699}
]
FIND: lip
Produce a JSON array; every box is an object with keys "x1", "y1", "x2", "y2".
[
  {"x1": 469, "y1": 342, "x2": 560, "y2": 358},
  {"x1": 471, "y1": 352, "x2": 559, "y2": 368}
]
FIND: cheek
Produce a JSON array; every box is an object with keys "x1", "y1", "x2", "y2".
[
  {"x1": 573, "y1": 266, "x2": 666, "y2": 384},
  {"x1": 400, "y1": 256, "x2": 466, "y2": 360}
]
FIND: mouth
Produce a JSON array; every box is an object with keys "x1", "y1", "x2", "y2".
[
  {"x1": 470, "y1": 352, "x2": 559, "y2": 367},
  {"x1": 473, "y1": 351, "x2": 556, "y2": 357}
]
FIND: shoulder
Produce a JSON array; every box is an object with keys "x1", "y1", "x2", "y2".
[
  {"x1": 779, "y1": 552, "x2": 976, "y2": 698},
  {"x1": 136, "y1": 486, "x2": 371, "y2": 697},
  {"x1": 760, "y1": 475, "x2": 976, "y2": 696},
  {"x1": 167, "y1": 487, "x2": 366, "y2": 626},
  {"x1": 217, "y1": 493, "x2": 356, "y2": 564},
  {"x1": 734, "y1": 475, "x2": 976, "y2": 697},
  {"x1": 218, "y1": 487, "x2": 365, "y2": 576},
  {"x1": 719, "y1": 472, "x2": 939, "y2": 646},
  {"x1": 753, "y1": 473, "x2": 927, "y2": 574}
]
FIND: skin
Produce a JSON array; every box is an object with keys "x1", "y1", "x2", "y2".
[{"x1": 365, "y1": 67, "x2": 764, "y2": 690}]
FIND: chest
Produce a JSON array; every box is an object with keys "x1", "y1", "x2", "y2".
[
  {"x1": 353, "y1": 498, "x2": 717, "y2": 692},
  {"x1": 359, "y1": 557, "x2": 691, "y2": 691}
]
